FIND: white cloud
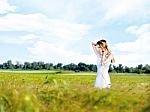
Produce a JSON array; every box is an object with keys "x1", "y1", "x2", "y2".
[
  {"x1": 11, "y1": 0, "x2": 91, "y2": 22},
  {"x1": 0, "y1": 13, "x2": 90, "y2": 40},
  {"x1": 27, "y1": 41, "x2": 96, "y2": 64},
  {"x1": 100, "y1": 0, "x2": 150, "y2": 22},
  {"x1": 2, "y1": 0, "x2": 150, "y2": 66},
  {"x1": 115, "y1": 53, "x2": 149, "y2": 67},
  {"x1": 0, "y1": 34, "x2": 39, "y2": 44},
  {"x1": 20, "y1": 34, "x2": 38, "y2": 42},
  {"x1": 113, "y1": 23, "x2": 150, "y2": 66},
  {"x1": 0, "y1": 0, "x2": 16, "y2": 14},
  {"x1": 0, "y1": 13, "x2": 92, "y2": 64},
  {"x1": 126, "y1": 24, "x2": 150, "y2": 36}
]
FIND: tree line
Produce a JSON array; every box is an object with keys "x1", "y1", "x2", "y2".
[{"x1": 0, "y1": 60, "x2": 150, "y2": 74}]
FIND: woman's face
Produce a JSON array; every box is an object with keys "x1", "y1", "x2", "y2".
[
  {"x1": 99, "y1": 44, "x2": 103, "y2": 48},
  {"x1": 99, "y1": 44, "x2": 105, "y2": 51}
]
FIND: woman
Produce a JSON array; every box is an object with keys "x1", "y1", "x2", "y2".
[{"x1": 92, "y1": 39, "x2": 115, "y2": 89}]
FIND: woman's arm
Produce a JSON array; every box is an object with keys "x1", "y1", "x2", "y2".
[
  {"x1": 91, "y1": 42, "x2": 99, "y2": 56},
  {"x1": 102, "y1": 53, "x2": 115, "y2": 64}
]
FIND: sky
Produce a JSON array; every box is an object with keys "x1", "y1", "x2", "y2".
[{"x1": 0, "y1": 0, "x2": 150, "y2": 67}]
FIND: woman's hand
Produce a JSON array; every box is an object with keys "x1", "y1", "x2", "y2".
[{"x1": 92, "y1": 42, "x2": 97, "y2": 46}]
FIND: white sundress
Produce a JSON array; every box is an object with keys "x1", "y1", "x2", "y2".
[{"x1": 94, "y1": 50, "x2": 111, "y2": 89}]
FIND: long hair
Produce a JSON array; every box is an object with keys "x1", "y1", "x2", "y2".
[
  {"x1": 97, "y1": 39, "x2": 115, "y2": 63},
  {"x1": 97, "y1": 39, "x2": 110, "y2": 53}
]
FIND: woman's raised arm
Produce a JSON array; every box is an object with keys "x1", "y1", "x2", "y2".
[{"x1": 91, "y1": 42, "x2": 99, "y2": 56}]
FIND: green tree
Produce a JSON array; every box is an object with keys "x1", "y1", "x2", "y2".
[
  {"x1": 78, "y1": 62, "x2": 89, "y2": 71},
  {"x1": 56, "y1": 63, "x2": 63, "y2": 69},
  {"x1": 24, "y1": 62, "x2": 31, "y2": 69},
  {"x1": 7, "y1": 60, "x2": 14, "y2": 69}
]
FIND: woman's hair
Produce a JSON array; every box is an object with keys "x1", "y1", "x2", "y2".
[
  {"x1": 97, "y1": 39, "x2": 110, "y2": 53},
  {"x1": 97, "y1": 39, "x2": 115, "y2": 63},
  {"x1": 100, "y1": 39, "x2": 106, "y2": 43}
]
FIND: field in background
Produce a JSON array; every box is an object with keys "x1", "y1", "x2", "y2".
[{"x1": 0, "y1": 72, "x2": 150, "y2": 112}]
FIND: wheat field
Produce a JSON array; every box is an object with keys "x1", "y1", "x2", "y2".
[{"x1": 0, "y1": 72, "x2": 150, "y2": 112}]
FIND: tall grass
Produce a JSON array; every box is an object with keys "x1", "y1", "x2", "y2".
[{"x1": 0, "y1": 73, "x2": 150, "y2": 112}]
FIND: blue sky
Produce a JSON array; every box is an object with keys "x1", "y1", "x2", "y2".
[{"x1": 0, "y1": 0, "x2": 150, "y2": 67}]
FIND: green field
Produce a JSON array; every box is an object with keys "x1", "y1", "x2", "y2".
[{"x1": 0, "y1": 72, "x2": 150, "y2": 112}]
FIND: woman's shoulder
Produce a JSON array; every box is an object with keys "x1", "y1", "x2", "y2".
[{"x1": 106, "y1": 51, "x2": 114, "y2": 57}]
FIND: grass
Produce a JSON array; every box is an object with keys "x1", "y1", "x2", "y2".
[{"x1": 0, "y1": 72, "x2": 150, "y2": 112}]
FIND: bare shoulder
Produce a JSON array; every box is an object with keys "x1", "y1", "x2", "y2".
[{"x1": 107, "y1": 51, "x2": 114, "y2": 58}]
